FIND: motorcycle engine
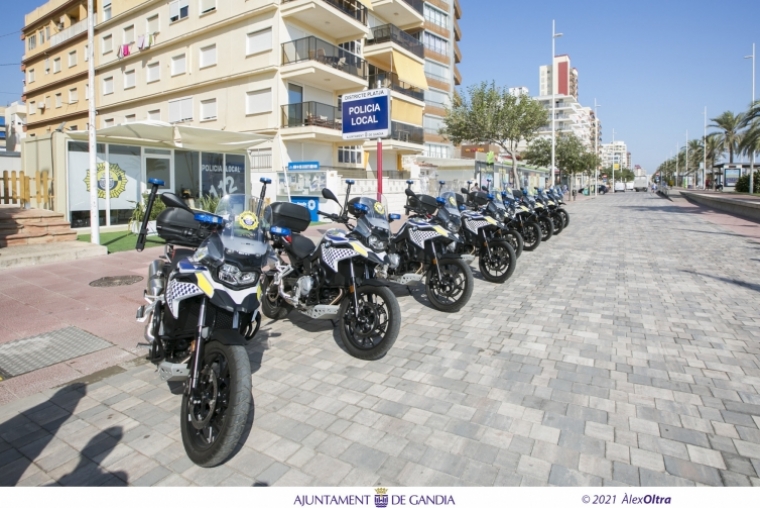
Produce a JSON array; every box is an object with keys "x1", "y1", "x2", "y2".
[{"x1": 295, "y1": 276, "x2": 314, "y2": 301}]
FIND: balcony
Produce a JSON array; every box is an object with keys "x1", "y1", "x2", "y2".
[
  {"x1": 281, "y1": 0, "x2": 369, "y2": 40},
  {"x1": 454, "y1": 0, "x2": 462, "y2": 19},
  {"x1": 454, "y1": 17, "x2": 462, "y2": 41},
  {"x1": 453, "y1": 65, "x2": 462, "y2": 86},
  {"x1": 365, "y1": 121, "x2": 424, "y2": 154},
  {"x1": 371, "y1": 0, "x2": 424, "y2": 30},
  {"x1": 369, "y1": 71, "x2": 424, "y2": 102},
  {"x1": 49, "y1": 19, "x2": 87, "y2": 48},
  {"x1": 365, "y1": 24, "x2": 424, "y2": 64},
  {"x1": 454, "y1": 41, "x2": 462, "y2": 64},
  {"x1": 281, "y1": 101, "x2": 344, "y2": 142},
  {"x1": 281, "y1": 36, "x2": 368, "y2": 91}
]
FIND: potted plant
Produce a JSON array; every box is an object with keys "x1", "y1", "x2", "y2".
[{"x1": 128, "y1": 192, "x2": 166, "y2": 235}]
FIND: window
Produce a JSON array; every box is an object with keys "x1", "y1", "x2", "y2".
[
  {"x1": 246, "y1": 89, "x2": 272, "y2": 115},
  {"x1": 124, "y1": 69, "x2": 136, "y2": 89},
  {"x1": 147, "y1": 61, "x2": 160, "y2": 83},
  {"x1": 201, "y1": 99, "x2": 217, "y2": 120},
  {"x1": 103, "y1": 76, "x2": 114, "y2": 95},
  {"x1": 45, "y1": 26, "x2": 50, "y2": 40},
  {"x1": 147, "y1": 14, "x2": 159, "y2": 34},
  {"x1": 103, "y1": 1, "x2": 112, "y2": 22},
  {"x1": 425, "y1": 143, "x2": 450, "y2": 159},
  {"x1": 103, "y1": 34, "x2": 113, "y2": 53},
  {"x1": 171, "y1": 53, "x2": 186, "y2": 75},
  {"x1": 169, "y1": 97, "x2": 193, "y2": 123},
  {"x1": 246, "y1": 28, "x2": 272, "y2": 55},
  {"x1": 425, "y1": 88, "x2": 451, "y2": 107},
  {"x1": 29, "y1": 101, "x2": 35, "y2": 115},
  {"x1": 199, "y1": 44, "x2": 216, "y2": 68},
  {"x1": 103, "y1": 118, "x2": 115, "y2": 128},
  {"x1": 69, "y1": 87, "x2": 78, "y2": 103},
  {"x1": 424, "y1": 5, "x2": 448, "y2": 29},
  {"x1": 44, "y1": 58, "x2": 50, "y2": 74},
  {"x1": 425, "y1": 60, "x2": 450, "y2": 81},
  {"x1": 423, "y1": 32, "x2": 448, "y2": 55},
  {"x1": 85, "y1": 83, "x2": 90, "y2": 100},
  {"x1": 423, "y1": 115, "x2": 444, "y2": 134},
  {"x1": 45, "y1": 96, "x2": 51, "y2": 109},
  {"x1": 125, "y1": 114, "x2": 136, "y2": 124},
  {"x1": 68, "y1": 50, "x2": 77, "y2": 67},
  {"x1": 28, "y1": 69, "x2": 35, "y2": 83},
  {"x1": 250, "y1": 149, "x2": 272, "y2": 170},
  {"x1": 339, "y1": 40, "x2": 362, "y2": 56},
  {"x1": 53, "y1": 58, "x2": 61, "y2": 73},
  {"x1": 55, "y1": 94, "x2": 62, "y2": 108},
  {"x1": 170, "y1": 0, "x2": 189, "y2": 22},
  {"x1": 148, "y1": 109, "x2": 161, "y2": 121},
  {"x1": 39, "y1": 29, "x2": 45, "y2": 44},
  {"x1": 124, "y1": 25, "x2": 135, "y2": 44},
  {"x1": 338, "y1": 146, "x2": 363, "y2": 164},
  {"x1": 200, "y1": 0, "x2": 216, "y2": 14},
  {"x1": 28, "y1": 34, "x2": 36, "y2": 50}
]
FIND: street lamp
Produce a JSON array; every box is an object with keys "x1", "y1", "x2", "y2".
[
  {"x1": 87, "y1": 0, "x2": 99, "y2": 244},
  {"x1": 703, "y1": 107, "x2": 707, "y2": 190},
  {"x1": 594, "y1": 100, "x2": 601, "y2": 197},
  {"x1": 551, "y1": 20, "x2": 563, "y2": 189},
  {"x1": 746, "y1": 43, "x2": 755, "y2": 195}
]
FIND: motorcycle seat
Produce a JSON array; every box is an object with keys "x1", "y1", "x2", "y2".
[{"x1": 288, "y1": 234, "x2": 316, "y2": 260}]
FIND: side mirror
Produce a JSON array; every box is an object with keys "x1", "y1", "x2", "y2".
[
  {"x1": 322, "y1": 188, "x2": 340, "y2": 204},
  {"x1": 161, "y1": 192, "x2": 193, "y2": 213},
  {"x1": 353, "y1": 202, "x2": 369, "y2": 214},
  {"x1": 404, "y1": 188, "x2": 416, "y2": 197}
]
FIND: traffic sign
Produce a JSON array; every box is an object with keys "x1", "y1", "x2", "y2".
[{"x1": 341, "y1": 89, "x2": 390, "y2": 140}]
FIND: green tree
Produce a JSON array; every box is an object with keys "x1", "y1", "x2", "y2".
[
  {"x1": 442, "y1": 82, "x2": 548, "y2": 186},
  {"x1": 523, "y1": 134, "x2": 597, "y2": 186},
  {"x1": 709, "y1": 111, "x2": 745, "y2": 163}
]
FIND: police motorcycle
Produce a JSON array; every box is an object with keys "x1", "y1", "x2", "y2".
[
  {"x1": 499, "y1": 189, "x2": 543, "y2": 252},
  {"x1": 379, "y1": 181, "x2": 475, "y2": 313},
  {"x1": 513, "y1": 188, "x2": 554, "y2": 243},
  {"x1": 433, "y1": 185, "x2": 516, "y2": 284},
  {"x1": 462, "y1": 182, "x2": 525, "y2": 259},
  {"x1": 532, "y1": 188, "x2": 564, "y2": 235},
  {"x1": 547, "y1": 187, "x2": 570, "y2": 228},
  {"x1": 259, "y1": 180, "x2": 400, "y2": 361},
  {"x1": 134, "y1": 178, "x2": 274, "y2": 467}
]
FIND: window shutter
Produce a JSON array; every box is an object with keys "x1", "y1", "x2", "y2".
[
  {"x1": 200, "y1": 0, "x2": 215, "y2": 14},
  {"x1": 169, "y1": 100, "x2": 181, "y2": 123},
  {"x1": 181, "y1": 97, "x2": 193, "y2": 121},
  {"x1": 246, "y1": 28, "x2": 272, "y2": 55},
  {"x1": 170, "y1": 1, "x2": 180, "y2": 21}
]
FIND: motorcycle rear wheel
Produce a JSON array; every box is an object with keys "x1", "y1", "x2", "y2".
[
  {"x1": 181, "y1": 341, "x2": 252, "y2": 468},
  {"x1": 522, "y1": 222, "x2": 542, "y2": 251},
  {"x1": 538, "y1": 216, "x2": 554, "y2": 242},
  {"x1": 558, "y1": 208, "x2": 569, "y2": 228},
  {"x1": 339, "y1": 285, "x2": 400, "y2": 361},
  {"x1": 478, "y1": 240, "x2": 516, "y2": 283},
  {"x1": 426, "y1": 258, "x2": 474, "y2": 313},
  {"x1": 551, "y1": 212, "x2": 564, "y2": 235},
  {"x1": 505, "y1": 229, "x2": 524, "y2": 258},
  {"x1": 260, "y1": 275, "x2": 292, "y2": 320}
]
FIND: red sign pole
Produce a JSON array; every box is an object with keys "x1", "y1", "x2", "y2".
[{"x1": 377, "y1": 138, "x2": 383, "y2": 202}]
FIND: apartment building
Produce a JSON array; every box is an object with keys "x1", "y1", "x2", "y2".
[
  {"x1": 601, "y1": 140, "x2": 629, "y2": 169},
  {"x1": 22, "y1": 0, "x2": 93, "y2": 137},
  {"x1": 533, "y1": 94, "x2": 595, "y2": 151},
  {"x1": 539, "y1": 54, "x2": 578, "y2": 100}
]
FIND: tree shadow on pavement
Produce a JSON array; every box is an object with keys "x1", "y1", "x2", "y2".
[
  {"x1": 0, "y1": 383, "x2": 87, "y2": 486},
  {"x1": 55, "y1": 427, "x2": 126, "y2": 486},
  {"x1": 680, "y1": 270, "x2": 760, "y2": 294}
]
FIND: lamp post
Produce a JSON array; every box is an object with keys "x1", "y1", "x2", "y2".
[
  {"x1": 746, "y1": 43, "x2": 755, "y2": 194},
  {"x1": 551, "y1": 20, "x2": 563, "y2": 189},
  {"x1": 685, "y1": 131, "x2": 689, "y2": 188},
  {"x1": 87, "y1": 0, "x2": 99, "y2": 244},
  {"x1": 703, "y1": 107, "x2": 707, "y2": 190},
  {"x1": 611, "y1": 128, "x2": 615, "y2": 191},
  {"x1": 594, "y1": 100, "x2": 601, "y2": 196}
]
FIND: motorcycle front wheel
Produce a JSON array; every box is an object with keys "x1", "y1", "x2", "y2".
[
  {"x1": 181, "y1": 340, "x2": 252, "y2": 468},
  {"x1": 425, "y1": 257, "x2": 474, "y2": 313},
  {"x1": 339, "y1": 285, "x2": 400, "y2": 361},
  {"x1": 538, "y1": 216, "x2": 554, "y2": 242},
  {"x1": 522, "y1": 222, "x2": 542, "y2": 251},
  {"x1": 478, "y1": 239, "x2": 516, "y2": 283},
  {"x1": 558, "y1": 208, "x2": 569, "y2": 228},
  {"x1": 551, "y1": 212, "x2": 564, "y2": 235},
  {"x1": 505, "y1": 229, "x2": 524, "y2": 258}
]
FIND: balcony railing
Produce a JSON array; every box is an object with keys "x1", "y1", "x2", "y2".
[
  {"x1": 282, "y1": 0, "x2": 367, "y2": 25},
  {"x1": 367, "y1": 24, "x2": 424, "y2": 58},
  {"x1": 369, "y1": 71, "x2": 424, "y2": 101},
  {"x1": 390, "y1": 121, "x2": 424, "y2": 145},
  {"x1": 49, "y1": 19, "x2": 87, "y2": 47},
  {"x1": 400, "y1": 0, "x2": 424, "y2": 15},
  {"x1": 282, "y1": 102, "x2": 342, "y2": 130},
  {"x1": 282, "y1": 36, "x2": 368, "y2": 79}
]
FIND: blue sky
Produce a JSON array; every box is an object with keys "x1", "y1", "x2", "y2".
[{"x1": 2, "y1": 0, "x2": 758, "y2": 172}]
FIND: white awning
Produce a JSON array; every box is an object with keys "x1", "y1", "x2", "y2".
[{"x1": 69, "y1": 121, "x2": 272, "y2": 151}]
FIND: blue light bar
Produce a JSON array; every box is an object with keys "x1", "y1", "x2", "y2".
[
  {"x1": 270, "y1": 226, "x2": 291, "y2": 236},
  {"x1": 346, "y1": 179, "x2": 356, "y2": 185},
  {"x1": 389, "y1": 214, "x2": 401, "y2": 220},
  {"x1": 439, "y1": 180, "x2": 446, "y2": 185},
  {"x1": 194, "y1": 213, "x2": 224, "y2": 225},
  {"x1": 354, "y1": 203, "x2": 369, "y2": 213},
  {"x1": 259, "y1": 177, "x2": 272, "y2": 184},
  {"x1": 436, "y1": 197, "x2": 445, "y2": 205},
  {"x1": 487, "y1": 194, "x2": 495, "y2": 201},
  {"x1": 148, "y1": 178, "x2": 165, "y2": 186},
  {"x1": 406, "y1": 180, "x2": 414, "y2": 185},
  {"x1": 458, "y1": 205, "x2": 466, "y2": 211}
]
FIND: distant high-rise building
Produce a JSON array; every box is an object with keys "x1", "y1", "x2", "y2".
[
  {"x1": 539, "y1": 55, "x2": 578, "y2": 100},
  {"x1": 601, "y1": 141, "x2": 629, "y2": 169},
  {"x1": 509, "y1": 87, "x2": 529, "y2": 97}
]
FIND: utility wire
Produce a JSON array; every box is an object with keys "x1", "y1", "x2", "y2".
[
  {"x1": 0, "y1": 30, "x2": 20, "y2": 39},
  {"x1": 0, "y1": 63, "x2": 20, "y2": 66}
]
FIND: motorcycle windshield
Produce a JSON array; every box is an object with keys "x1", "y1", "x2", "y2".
[
  {"x1": 355, "y1": 197, "x2": 391, "y2": 231},
  {"x1": 214, "y1": 194, "x2": 270, "y2": 266},
  {"x1": 439, "y1": 191, "x2": 462, "y2": 218}
]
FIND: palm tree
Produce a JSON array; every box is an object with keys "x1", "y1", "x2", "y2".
[
  {"x1": 687, "y1": 139, "x2": 703, "y2": 175},
  {"x1": 709, "y1": 111, "x2": 745, "y2": 163},
  {"x1": 704, "y1": 134, "x2": 722, "y2": 189}
]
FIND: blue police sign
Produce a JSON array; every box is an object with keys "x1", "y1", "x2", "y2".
[
  {"x1": 291, "y1": 196, "x2": 319, "y2": 222},
  {"x1": 341, "y1": 88, "x2": 390, "y2": 140},
  {"x1": 288, "y1": 161, "x2": 320, "y2": 171}
]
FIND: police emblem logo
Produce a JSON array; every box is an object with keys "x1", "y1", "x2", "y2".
[
  {"x1": 238, "y1": 211, "x2": 259, "y2": 231},
  {"x1": 448, "y1": 196, "x2": 456, "y2": 206},
  {"x1": 83, "y1": 163, "x2": 128, "y2": 199},
  {"x1": 374, "y1": 202, "x2": 385, "y2": 214},
  {"x1": 374, "y1": 488, "x2": 389, "y2": 508}
]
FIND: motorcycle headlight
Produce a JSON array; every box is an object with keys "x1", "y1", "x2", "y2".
[
  {"x1": 447, "y1": 221, "x2": 459, "y2": 233},
  {"x1": 368, "y1": 235, "x2": 387, "y2": 252},
  {"x1": 218, "y1": 264, "x2": 260, "y2": 288}
]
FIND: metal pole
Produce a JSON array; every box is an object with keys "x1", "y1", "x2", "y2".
[
  {"x1": 595, "y1": 100, "x2": 600, "y2": 197},
  {"x1": 87, "y1": 0, "x2": 99, "y2": 244},
  {"x1": 551, "y1": 21, "x2": 563, "y2": 189},
  {"x1": 704, "y1": 107, "x2": 707, "y2": 190},
  {"x1": 747, "y1": 43, "x2": 755, "y2": 194},
  {"x1": 612, "y1": 128, "x2": 615, "y2": 191},
  {"x1": 676, "y1": 142, "x2": 679, "y2": 187},
  {"x1": 685, "y1": 131, "x2": 689, "y2": 188},
  {"x1": 377, "y1": 139, "x2": 383, "y2": 202}
]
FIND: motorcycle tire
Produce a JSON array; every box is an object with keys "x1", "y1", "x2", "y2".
[
  {"x1": 478, "y1": 239, "x2": 516, "y2": 284},
  {"x1": 522, "y1": 222, "x2": 542, "y2": 252},
  {"x1": 551, "y1": 213, "x2": 564, "y2": 235},
  {"x1": 538, "y1": 216, "x2": 554, "y2": 242},
  {"x1": 505, "y1": 229, "x2": 524, "y2": 258},
  {"x1": 181, "y1": 340, "x2": 252, "y2": 468},
  {"x1": 425, "y1": 258, "x2": 474, "y2": 313},
  {"x1": 558, "y1": 208, "x2": 569, "y2": 228},
  {"x1": 260, "y1": 275, "x2": 292, "y2": 320},
  {"x1": 339, "y1": 285, "x2": 400, "y2": 361}
]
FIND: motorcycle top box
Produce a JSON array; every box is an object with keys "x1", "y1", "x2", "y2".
[{"x1": 264, "y1": 201, "x2": 311, "y2": 233}]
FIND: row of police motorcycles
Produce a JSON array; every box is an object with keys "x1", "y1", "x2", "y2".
[{"x1": 132, "y1": 177, "x2": 570, "y2": 467}]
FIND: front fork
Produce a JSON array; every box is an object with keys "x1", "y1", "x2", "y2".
[
  {"x1": 348, "y1": 260, "x2": 360, "y2": 318},
  {"x1": 189, "y1": 298, "x2": 208, "y2": 392}
]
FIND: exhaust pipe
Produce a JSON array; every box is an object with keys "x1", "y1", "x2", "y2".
[{"x1": 147, "y1": 260, "x2": 165, "y2": 297}]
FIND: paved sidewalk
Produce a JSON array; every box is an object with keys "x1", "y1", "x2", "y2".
[{"x1": 1, "y1": 192, "x2": 760, "y2": 487}]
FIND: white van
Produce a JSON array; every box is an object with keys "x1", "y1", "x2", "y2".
[
  {"x1": 626, "y1": 182, "x2": 634, "y2": 191},
  {"x1": 614, "y1": 182, "x2": 626, "y2": 192}
]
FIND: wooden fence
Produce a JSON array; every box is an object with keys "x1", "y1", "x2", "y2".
[{"x1": 0, "y1": 170, "x2": 52, "y2": 209}]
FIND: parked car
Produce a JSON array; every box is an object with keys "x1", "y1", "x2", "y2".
[{"x1": 614, "y1": 182, "x2": 626, "y2": 192}]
